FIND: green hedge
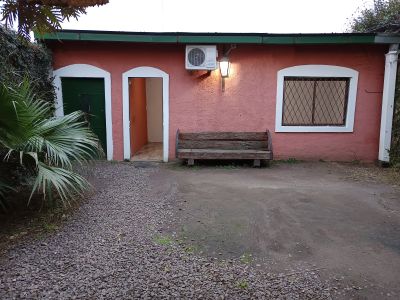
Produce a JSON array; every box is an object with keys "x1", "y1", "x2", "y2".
[
  {"x1": 0, "y1": 26, "x2": 55, "y2": 103},
  {"x1": 0, "y1": 27, "x2": 56, "y2": 208}
]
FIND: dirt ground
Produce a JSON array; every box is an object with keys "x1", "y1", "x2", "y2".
[{"x1": 156, "y1": 161, "x2": 400, "y2": 299}]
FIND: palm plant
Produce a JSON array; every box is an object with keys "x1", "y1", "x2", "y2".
[
  {"x1": 0, "y1": 78, "x2": 103, "y2": 208},
  {"x1": 0, "y1": 182, "x2": 15, "y2": 210}
]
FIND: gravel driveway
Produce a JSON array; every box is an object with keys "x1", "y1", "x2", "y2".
[{"x1": 0, "y1": 162, "x2": 331, "y2": 299}]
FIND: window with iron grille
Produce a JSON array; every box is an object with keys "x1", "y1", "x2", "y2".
[
  {"x1": 276, "y1": 65, "x2": 358, "y2": 133},
  {"x1": 282, "y1": 77, "x2": 350, "y2": 126}
]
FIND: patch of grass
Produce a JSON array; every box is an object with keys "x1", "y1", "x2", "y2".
[
  {"x1": 42, "y1": 222, "x2": 58, "y2": 232},
  {"x1": 180, "y1": 224, "x2": 188, "y2": 233},
  {"x1": 277, "y1": 158, "x2": 302, "y2": 164},
  {"x1": 164, "y1": 266, "x2": 171, "y2": 273},
  {"x1": 167, "y1": 161, "x2": 184, "y2": 167},
  {"x1": 187, "y1": 165, "x2": 201, "y2": 170},
  {"x1": 183, "y1": 245, "x2": 197, "y2": 254},
  {"x1": 165, "y1": 162, "x2": 201, "y2": 170},
  {"x1": 344, "y1": 164, "x2": 400, "y2": 187},
  {"x1": 239, "y1": 252, "x2": 253, "y2": 264},
  {"x1": 236, "y1": 279, "x2": 249, "y2": 289},
  {"x1": 0, "y1": 195, "x2": 78, "y2": 253},
  {"x1": 214, "y1": 164, "x2": 241, "y2": 169},
  {"x1": 176, "y1": 237, "x2": 187, "y2": 245},
  {"x1": 153, "y1": 235, "x2": 174, "y2": 246}
]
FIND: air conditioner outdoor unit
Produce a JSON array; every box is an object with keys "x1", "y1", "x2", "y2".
[{"x1": 185, "y1": 45, "x2": 218, "y2": 70}]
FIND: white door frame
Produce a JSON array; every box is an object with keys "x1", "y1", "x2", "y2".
[
  {"x1": 122, "y1": 66, "x2": 169, "y2": 162},
  {"x1": 53, "y1": 64, "x2": 113, "y2": 160}
]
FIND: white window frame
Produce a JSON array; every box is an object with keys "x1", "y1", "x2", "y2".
[{"x1": 275, "y1": 65, "x2": 359, "y2": 133}]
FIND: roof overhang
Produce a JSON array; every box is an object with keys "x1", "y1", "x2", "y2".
[{"x1": 37, "y1": 30, "x2": 400, "y2": 45}]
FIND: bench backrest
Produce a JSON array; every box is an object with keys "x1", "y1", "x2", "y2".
[{"x1": 176, "y1": 130, "x2": 272, "y2": 152}]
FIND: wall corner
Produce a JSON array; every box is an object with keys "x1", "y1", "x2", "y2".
[{"x1": 378, "y1": 44, "x2": 399, "y2": 163}]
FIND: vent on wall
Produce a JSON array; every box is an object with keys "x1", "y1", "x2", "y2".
[{"x1": 185, "y1": 45, "x2": 217, "y2": 70}]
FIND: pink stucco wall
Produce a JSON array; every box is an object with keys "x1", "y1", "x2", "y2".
[{"x1": 50, "y1": 41, "x2": 388, "y2": 162}]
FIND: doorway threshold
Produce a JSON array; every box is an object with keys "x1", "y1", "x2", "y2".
[{"x1": 131, "y1": 142, "x2": 162, "y2": 162}]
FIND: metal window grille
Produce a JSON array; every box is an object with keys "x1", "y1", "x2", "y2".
[{"x1": 282, "y1": 77, "x2": 350, "y2": 126}]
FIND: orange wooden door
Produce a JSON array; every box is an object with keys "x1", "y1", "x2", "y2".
[{"x1": 129, "y1": 78, "x2": 148, "y2": 155}]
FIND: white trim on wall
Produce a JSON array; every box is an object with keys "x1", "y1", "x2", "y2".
[
  {"x1": 53, "y1": 64, "x2": 113, "y2": 160},
  {"x1": 275, "y1": 65, "x2": 359, "y2": 133},
  {"x1": 379, "y1": 44, "x2": 399, "y2": 162},
  {"x1": 122, "y1": 66, "x2": 170, "y2": 162}
]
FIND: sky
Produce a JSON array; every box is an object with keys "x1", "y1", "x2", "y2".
[{"x1": 60, "y1": 0, "x2": 375, "y2": 33}]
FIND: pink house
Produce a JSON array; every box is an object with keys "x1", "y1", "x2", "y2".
[{"x1": 40, "y1": 30, "x2": 400, "y2": 163}]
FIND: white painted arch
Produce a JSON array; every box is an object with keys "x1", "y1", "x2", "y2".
[
  {"x1": 122, "y1": 66, "x2": 169, "y2": 162},
  {"x1": 275, "y1": 65, "x2": 359, "y2": 133},
  {"x1": 53, "y1": 64, "x2": 113, "y2": 160}
]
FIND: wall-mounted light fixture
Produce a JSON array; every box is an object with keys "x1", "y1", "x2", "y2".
[
  {"x1": 219, "y1": 44, "x2": 236, "y2": 92},
  {"x1": 219, "y1": 56, "x2": 230, "y2": 78},
  {"x1": 219, "y1": 56, "x2": 230, "y2": 92}
]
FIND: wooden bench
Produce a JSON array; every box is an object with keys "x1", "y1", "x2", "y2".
[{"x1": 176, "y1": 130, "x2": 273, "y2": 167}]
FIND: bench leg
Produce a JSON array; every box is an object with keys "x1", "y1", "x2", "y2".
[
  {"x1": 253, "y1": 159, "x2": 261, "y2": 167},
  {"x1": 187, "y1": 158, "x2": 195, "y2": 166}
]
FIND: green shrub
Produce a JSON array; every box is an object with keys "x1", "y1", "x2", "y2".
[{"x1": 0, "y1": 26, "x2": 54, "y2": 104}]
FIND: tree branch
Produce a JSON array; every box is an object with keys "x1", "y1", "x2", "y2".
[{"x1": 25, "y1": 0, "x2": 109, "y2": 8}]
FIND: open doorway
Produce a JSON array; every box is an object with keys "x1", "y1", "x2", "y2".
[{"x1": 129, "y1": 77, "x2": 163, "y2": 161}]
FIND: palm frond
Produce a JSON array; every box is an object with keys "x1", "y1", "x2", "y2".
[
  {"x1": 34, "y1": 111, "x2": 103, "y2": 168},
  {"x1": 0, "y1": 79, "x2": 49, "y2": 151},
  {"x1": 29, "y1": 162, "x2": 90, "y2": 206},
  {"x1": 0, "y1": 78, "x2": 102, "y2": 206}
]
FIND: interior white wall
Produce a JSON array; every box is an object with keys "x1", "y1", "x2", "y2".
[{"x1": 146, "y1": 78, "x2": 163, "y2": 143}]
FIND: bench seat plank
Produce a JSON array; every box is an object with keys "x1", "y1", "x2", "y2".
[
  {"x1": 177, "y1": 149, "x2": 272, "y2": 160},
  {"x1": 178, "y1": 140, "x2": 268, "y2": 150},
  {"x1": 179, "y1": 132, "x2": 268, "y2": 141}
]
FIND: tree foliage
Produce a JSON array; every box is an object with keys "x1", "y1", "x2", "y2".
[
  {"x1": 1, "y1": 0, "x2": 108, "y2": 39},
  {"x1": 0, "y1": 25, "x2": 54, "y2": 103},
  {"x1": 350, "y1": 0, "x2": 400, "y2": 33}
]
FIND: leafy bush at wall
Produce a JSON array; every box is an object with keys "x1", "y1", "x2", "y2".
[
  {"x1": 0, "y1": 27, "x2": 103, "y2": 211},
  {"x1": 0, "y1": 26, "x2": 55, "y2": 103}
]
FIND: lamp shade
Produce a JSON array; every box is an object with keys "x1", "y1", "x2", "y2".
[{"x1": 219, "y1": 57, "x2": 230, "y2": 78}]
